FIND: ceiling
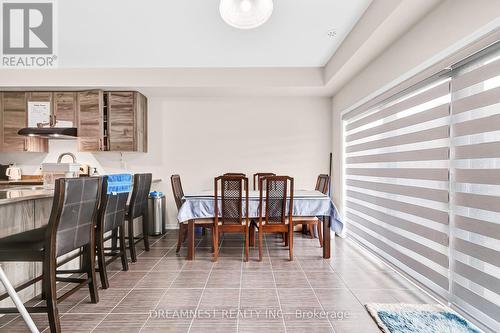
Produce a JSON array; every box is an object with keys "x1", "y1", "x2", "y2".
[{"x1": 57, "y1": 0, "x2": 371, "y2": 68}]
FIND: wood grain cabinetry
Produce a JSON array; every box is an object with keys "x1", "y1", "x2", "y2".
[
  {"x1": 54, "y1": 92, "x2": 77, "y2": 126},
  {"x1": 2, "y1": 92, "x2": 27, "y2": 151},
  {"x1": 0, "y1": 90, "x2": 146, "y2": 152},
  {"x1": 107, "y1": 91, "x2": 147, "y2": 152},
  {"x1": 77, "y1": 90, "x2": 104, "y2": 152}
]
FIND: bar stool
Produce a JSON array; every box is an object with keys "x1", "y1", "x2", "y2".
[
  {"x1": 0, "y1": 177, "x2": 101, "y2": 333},
  {"x1": 126, "y1": 173, "x2": 152, "y2": 262},
  {"x1": 96, "y1": 175, "x2": 131, "y2": 289}
]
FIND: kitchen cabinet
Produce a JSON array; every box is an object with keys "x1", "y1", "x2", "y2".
[
  {"x1": 0, "y1": 92, "x2": 48, "y2": 152},
  {"x1": 77, "y1": 90, "x2": 104, "y2": 152},
  {"x1": 1, "y1": 92, "x2": 26, "y2": 151},
  {"x1": 54, "y1": 92, "x2": 77, "y2": 127},
  {"x1": 107, "y1": 91, "x2": 147, "y2": 152}
]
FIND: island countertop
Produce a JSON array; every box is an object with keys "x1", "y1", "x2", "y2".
[{"x1": 0, "y1": 186, "x2": 54, "y2": 205}]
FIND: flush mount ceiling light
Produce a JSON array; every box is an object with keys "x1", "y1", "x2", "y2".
[{"x1": 220, "y1": 0, "x2": 274, "y2": 30}]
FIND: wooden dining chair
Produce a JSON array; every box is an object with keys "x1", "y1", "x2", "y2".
[
  {"x1": 213, "y1": 175, "x2": 249, "y2": 262},
  {"x1": 171, "y1": 175, "x2": 214, "y2": 254},
  {"x1": 293, "y1": 174, "x2": 330, "y2": 247},
  {"x1": 253, "y1": 173, "x2": 276, "y2": 190},
  {"x1": 255, "y1": 176, "x2": 294, "y2": 261}
]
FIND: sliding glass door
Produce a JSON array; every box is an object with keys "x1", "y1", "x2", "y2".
[{"x1": 343, "y1": 44, "x2": 500, "y2": 332}]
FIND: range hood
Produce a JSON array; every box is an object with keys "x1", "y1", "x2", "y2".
[{"x1": 18, "y1": 127, "x2": 78, "y2": 139}]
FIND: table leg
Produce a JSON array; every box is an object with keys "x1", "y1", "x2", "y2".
[
  {"x1": 249, "y1": 223, "x2": 255, "y2": 247},
  {"x1": 187, "y1": 220, "x2": 195, "y2": 261},
  {"x1": 322, "y1": 216, "x2": 331, "y2": 259}
]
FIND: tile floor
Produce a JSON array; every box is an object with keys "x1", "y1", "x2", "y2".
[{"x1": 0, "y1": 230, "x2": 436, "y2": 333}]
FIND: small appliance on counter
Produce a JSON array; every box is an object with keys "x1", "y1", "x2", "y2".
[
  {"x1": 6, "y1": 165, "x2": 22, "y2": 181},
  {"x1": 41, "y1": 153, "x2": 80, "y2": 189},
  {"x1": 0, "y1": 164, "x2": 10, "y2": 180}
]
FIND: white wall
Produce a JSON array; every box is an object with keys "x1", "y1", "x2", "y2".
[
  {"x1": 158, "y1": 96, "x2": 332, "y2": 227},
  {"x1": 330, "y1": 0, "x2": 500, "y2": 215},
  {"x1": 0, "y1": 96, "x2": 332, "y2": 228}
]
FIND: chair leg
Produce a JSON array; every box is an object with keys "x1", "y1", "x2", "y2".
[
  {"x1": 119, "y1": 225, "x2": 129, "y2": 271},
  {"x1": 258, "y1": 230, "x2": 263, "y2": 262},
  {"x1": 282, "y1": 232, "x2": 286, "y2": 242},
  {"x1": 128, "y1": 218, "x2": 137, "y2": 262},
  {"x1": 142, "y1": 213, "x2": 150, "y2": 252},
  {"x1": 289, "y1": 227, "x2": 293, "y2": 261},
  {"x1": 317, "y1": 221, "x2": 323, "y2": 248},
  {"x1": 213, "y1": 229, "x2": 219, "y2": 262},
  {"x1": 83, "y1": 243, "x2": 99, "y2": 303},
  {"x1": 43, "y1": 257, "x2": 61, "y2": 333},
  {"x1": 111, "y1": 229, "x2": 118, "y2": 252},
  {"x1": 96, "y1": 228, "x2": 109, "y2": 289},
  {"x1": 244, "y1": 227, "x2": 249, "y2": 262},
  {"x1": 284, "y1": 232, "x2": 289, "y2": 247},
  {"x1": 309, "y1": 224, "x2": 314, "y2": 239},
  {"x1": 176, "y1": 223, "x2": 186, "y2": 253}
]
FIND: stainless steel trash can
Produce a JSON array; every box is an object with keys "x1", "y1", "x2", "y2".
[{"x1": 148, "y1": 191, "x2": 166, "y2": 236}]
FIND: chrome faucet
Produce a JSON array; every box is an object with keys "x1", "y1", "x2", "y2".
[{"x1": 57, "y1": 152, "x2": 77, "y2": 163}]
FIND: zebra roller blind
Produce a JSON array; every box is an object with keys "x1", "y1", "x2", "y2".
[
  {"x1": 344, "y1": 43, "x2": 500, "y2": 332},
  {"x1": 450, "y1": 48, "x2": 500, "y2": 331},
  {"x1": 344, "y1": 78, "x2": 452, "y2": 298}
]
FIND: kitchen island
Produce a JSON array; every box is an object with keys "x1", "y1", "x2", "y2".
[{"x1": 0, "y1": 186, "x2": 54, "y2": 307}]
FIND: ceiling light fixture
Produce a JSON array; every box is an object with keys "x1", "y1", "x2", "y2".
[{"x1": 220, "y1": 0, "x2": 274, "y2": 30}]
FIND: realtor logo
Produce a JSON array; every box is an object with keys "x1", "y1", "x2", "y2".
[{"x1": 1, "y1": 0, "x2": 57, "y2": 67}]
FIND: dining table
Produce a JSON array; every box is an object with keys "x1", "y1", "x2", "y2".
[{"x1": 177, "y1": 189, "x2": 344, "y2": 260}]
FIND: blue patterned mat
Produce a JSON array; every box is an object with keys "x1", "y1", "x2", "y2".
[{"x1": 365, "y1": 304, "x2": 482, "y2": 333}]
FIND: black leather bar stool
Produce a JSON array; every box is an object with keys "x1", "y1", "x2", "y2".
[
  {"x1": 96, "y1": 175, "x2": 130, "y2": 289},
  {"x1": 0, "y1": 177, "x2": 101, "y2": 333},
  {"x1": 126, "y1": 173, "x2": 152, "y2": 262}
]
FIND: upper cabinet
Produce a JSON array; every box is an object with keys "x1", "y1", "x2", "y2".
[
  {"x1": 77, "y1": 90, "x2": 147, "y2": 152},
  {"x1": 0, "y1": 92, "x2": 48, "y2": 152},
  {"x1": 54, "y1": 92, "x2": 77, "y2": 127},
  {"x1": 77, "y1": 90, "x2": 104, "y2": 152},
  {"x1": 107, "y1": 91, "x2": 147, "y2": 152},
  {"x1": 0, "y1": 90, "x2": 147, "y2": 153}
]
